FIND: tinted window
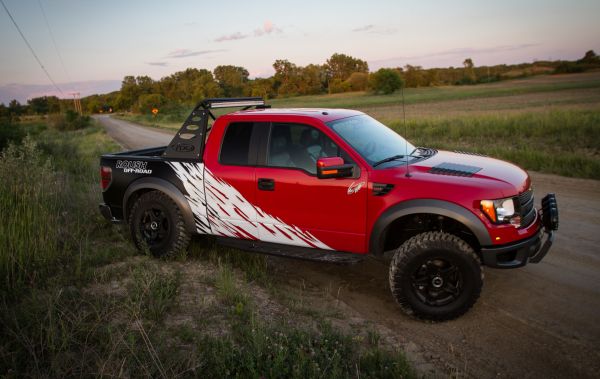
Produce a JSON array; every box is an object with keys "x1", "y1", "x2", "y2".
[
  {"x1": 267, "y1": 123, "x2": 352, "y2": 174},
  {"x1": 327, "y1": 115, "x2": 415, "y2": 166},
  {"x1": 220, "y1": 122, "x2": 254, "y2": 165}
]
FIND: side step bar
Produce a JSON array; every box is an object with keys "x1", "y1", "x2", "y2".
[{"x1": 216, "y1": 237, "x2": 364, "y2": 264}]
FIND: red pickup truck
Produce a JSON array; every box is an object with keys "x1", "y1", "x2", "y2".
[{"x1": 99, "y1": 97, "x2": 558, "y2": 320}]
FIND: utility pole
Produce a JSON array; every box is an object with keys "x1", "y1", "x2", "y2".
[{"x1": 69, "y1": 92, "x2": 82, "y2": 115}]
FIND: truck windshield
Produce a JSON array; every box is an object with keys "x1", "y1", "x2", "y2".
[{"x1": 327, "y1": 115, "x2": 416, "y2": 167}]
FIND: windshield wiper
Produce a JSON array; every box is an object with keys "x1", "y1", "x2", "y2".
[
  {"x1": 372, "y1": 149, "x2": 427, "y2": 168},
  {"x1": 373, "y1": 155, "x2": 405, "y2": 167}
]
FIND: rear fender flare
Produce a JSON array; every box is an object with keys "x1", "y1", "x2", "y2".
[
  {"x1": 369, "y1": 199, "x2": 491, "y2": 256},
  {"x1": 123, "y1": 177, "x2": 196, "y2": 233}
]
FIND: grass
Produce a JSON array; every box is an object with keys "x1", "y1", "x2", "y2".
[
  {"x1": 397, "y1": 110, "x2": 600, "y2": 179},
  {"x1": 0, "y1": 119, "x2": 415, "y2": 378},
  {"x1": 0, "y1": 121, "x2": 128, "y2": 300},
  {"x1": 128, "y1": 264, "x2": 181, "y2": 322}
]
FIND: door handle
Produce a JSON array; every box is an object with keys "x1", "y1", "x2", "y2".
[{"x1": 258, "y1": 178, "x2": 275, "y2": 191}]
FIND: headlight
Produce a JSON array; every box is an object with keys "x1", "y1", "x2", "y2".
[{"x1": 480, "y1": 197, "x2": 521, "y2": 227}]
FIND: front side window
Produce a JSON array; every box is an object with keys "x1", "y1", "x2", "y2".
[
  {"x1": 327, "y1": 114, "x2": 416, "y2": 166},
  {"x1": 267, "y1": 123, "x2": 351, "y2": 174},
  {"x1": 219, "y1": 122, "x2": 254, "y2": 165}
]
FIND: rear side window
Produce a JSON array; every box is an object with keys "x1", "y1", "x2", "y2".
[{"x1": 220, "y1": 122, "x2": 254, "y2": 165}]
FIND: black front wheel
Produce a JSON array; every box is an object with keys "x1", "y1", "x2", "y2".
[
  {"x1": 389, "y1": 231, "x2": 482, "y2": 321},
  {"x1": 129, "y1": 191, "x2": 191, "y2": 258}
]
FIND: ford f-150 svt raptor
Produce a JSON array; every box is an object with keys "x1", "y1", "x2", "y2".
[{"x1": 99, "y1": 97, "x2": 559, "y2": 320}]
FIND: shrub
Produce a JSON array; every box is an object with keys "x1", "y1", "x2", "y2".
[
  {"x1": 48, "y1": 111, "x2": 91, "y2": 131},
  {"x1": 0, "y1": 118, "x2": 25, "y2": 150},
  {"x1": 369, "y1": 68, "x2": 404, "y2": 94}
]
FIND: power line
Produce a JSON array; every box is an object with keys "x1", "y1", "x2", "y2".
[
  {"x1": 1, "y1": 0, "x2": 64, "y2": 96},
  {"x1": 37, "y1": 0, "x2": 71, "y2": 83}
]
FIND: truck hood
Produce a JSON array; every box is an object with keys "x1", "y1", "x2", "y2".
[{"x1": 381, "y1": 150, "x2": 531, "y2": 199}]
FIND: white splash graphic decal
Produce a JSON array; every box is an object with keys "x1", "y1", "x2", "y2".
[
  {"x1": 167, "y1": 162, "x2": 211, "y2": 234},
  {"x1": 167, "y1": 162, "x2": 331, "y2": 250}
]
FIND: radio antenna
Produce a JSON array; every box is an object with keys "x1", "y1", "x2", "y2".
[{"x1": 402, "y1": 84, "x2": 411, "y2": 177}]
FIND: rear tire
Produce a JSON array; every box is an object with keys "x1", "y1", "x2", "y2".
[
  {"x1": 389, "y1": 231, "x2": 482, "y2": 321},
  {"x1": 129, "y1": 191, "x2": 191, "y2": 258}
]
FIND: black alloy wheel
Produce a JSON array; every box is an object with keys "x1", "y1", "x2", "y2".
[
  {"x1": 389, "y1": 231, "x2": 483, "y2": 321},
  {"x1": 129, "y1": 191, "x2": 191, "y2": 258}
]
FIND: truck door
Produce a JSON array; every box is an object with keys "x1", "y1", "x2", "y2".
[
  {"x1": 254, "y1": 122, "x2": 368, "y2": 253},
  {"x1": 202, "y1": 121, "x2": 261, "y2": 239}
]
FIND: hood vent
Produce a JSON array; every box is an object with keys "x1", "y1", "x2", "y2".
[
  {"x1": 454, "y1": 150, "x2": 488, "y2": 157},
  {"x1": 372, "y1": 183, "x2": 394, "y2": 196},
  {"x1": 429, "y1": 162, "x2": 482, "y2": 177}
]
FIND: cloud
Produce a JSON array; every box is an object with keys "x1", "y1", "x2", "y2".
[
  {"x1": 215, "y1": 32, "x2": 248, "y2": 42},
  {"x1": 166, "y1": 49, "x2": 226, "y2": 58},
  {"x1": 352, "y1": 24, "x2": 374, "y2": 32},
  {"x1": 216, "y1": 21, "x2": 282, "y2": 42},
  {"x1": 147, "y1": 61, "x2": 168, "y2": 67},
  {"x1": 254, "y1": 20, "x2": 281, "y2": 36},
  {"x1": 353, "y1": 24, "x2": 396, "y2": 35}
]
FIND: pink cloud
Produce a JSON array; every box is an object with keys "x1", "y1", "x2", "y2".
[
  {"x1": 215, "y1": 32, "x2": 248, "y2": 42},
  {"x1": 254, "y1": 20, "x2": 281, "y2": 37}
]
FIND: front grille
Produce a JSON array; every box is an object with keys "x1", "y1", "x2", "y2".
[{"x1": 518, "y1": 188, "x2": 536, "y2": 228}]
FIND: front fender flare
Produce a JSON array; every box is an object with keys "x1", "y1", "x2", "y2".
[
  {"x1": 369, "y1": 199, "x2": 491, "y2": 256},
  {"x1": 123, "y1": 177, "x2": 196, "y2": 234}
]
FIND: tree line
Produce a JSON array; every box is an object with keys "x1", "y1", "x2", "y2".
[{"x1": 2, "y1": 50, "x2": 599, "y2": 116}]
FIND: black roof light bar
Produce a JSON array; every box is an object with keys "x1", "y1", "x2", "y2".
[{"x1": 162, "y1": 97, "x2": 268, "y2": 160}]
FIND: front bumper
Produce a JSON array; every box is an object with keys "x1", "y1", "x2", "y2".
[
  {"x1": 480, "y1": 193, "x2": 558, "y2": 269},
  {"x1": 99, "y1": 203, "x2": 122, "y2": 224}
]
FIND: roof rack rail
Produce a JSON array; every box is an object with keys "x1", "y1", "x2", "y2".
[{"x1": 162, "y1": 97, "x2": 268, "y2": 160}]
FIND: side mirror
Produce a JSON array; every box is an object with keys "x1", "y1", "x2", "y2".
[{"x1": 316, "y1": 157, "x2": 354, "y2": 179}]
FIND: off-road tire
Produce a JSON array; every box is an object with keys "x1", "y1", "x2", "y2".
[
  {"x1": 129, "y1": 191, "x2": 191, "y2": 258},
  {"x1": 389, "y1": 231, "x2": 482, "y2": 321}
]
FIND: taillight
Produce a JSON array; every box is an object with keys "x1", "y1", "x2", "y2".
[{"x1": 100, "y1": 166, "x2": 112, "y2": 190}]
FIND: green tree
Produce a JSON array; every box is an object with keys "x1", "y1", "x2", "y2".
[
  {"x1": 118, "y1": 76, "x2": 139, "y2": 110},
  {"x1": 579, "y1": 50, "x2": 599, "y2": 64},
  {"x1": 273, "y1": 59, "x2": 300, "y2": 96},
  {"x1": 343, "y1": 72, "x2": 369, "y2": 91},
  {"x1": 369, "y1": 68, "x2": 403, "y2": 94},
  {"x1": 247, "y1": 78, "x2": 276, "y2": 99},
  {"x1": 8, "y1": 99, "x2": 24, "y2": 116},
  {"x1": 27, "y1": 96, "x2": 61, "y2": 114},
  {"x1": 403, "y1": 65, "x2": 426, "y2": 87},
  {"x1": 325, "y1": 53, "x2": 369, "y2": 92},
  {"x1": 159, "y1": 68, "x2": 221, "y2": 104},
  {"x1": 213, "y1": 65, "x2": 249, "y2": 97},
  {"x1": 462, "y1": 58, "x2": 476, "y2": 84},
  {"x1": 298, "y1": 64, "x2": 326, "y2": 95},
  {"x1": 137, "y1": 94, "x2": 165, "y2": 114},
  {"x1": 136, "y1": 75, "x2": 155, "y2": 94},
  {"x1": 86, "y1": 97, "x2": 102, "y2": 114}
]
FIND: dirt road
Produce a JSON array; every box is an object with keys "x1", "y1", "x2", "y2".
[{"x1": 96, "y1": 115, "x2": 600, "y2": 378}]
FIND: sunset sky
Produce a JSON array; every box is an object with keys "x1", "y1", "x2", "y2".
[{"x1": 1, "y1": 0, "x2": 599, "y2": 103}]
